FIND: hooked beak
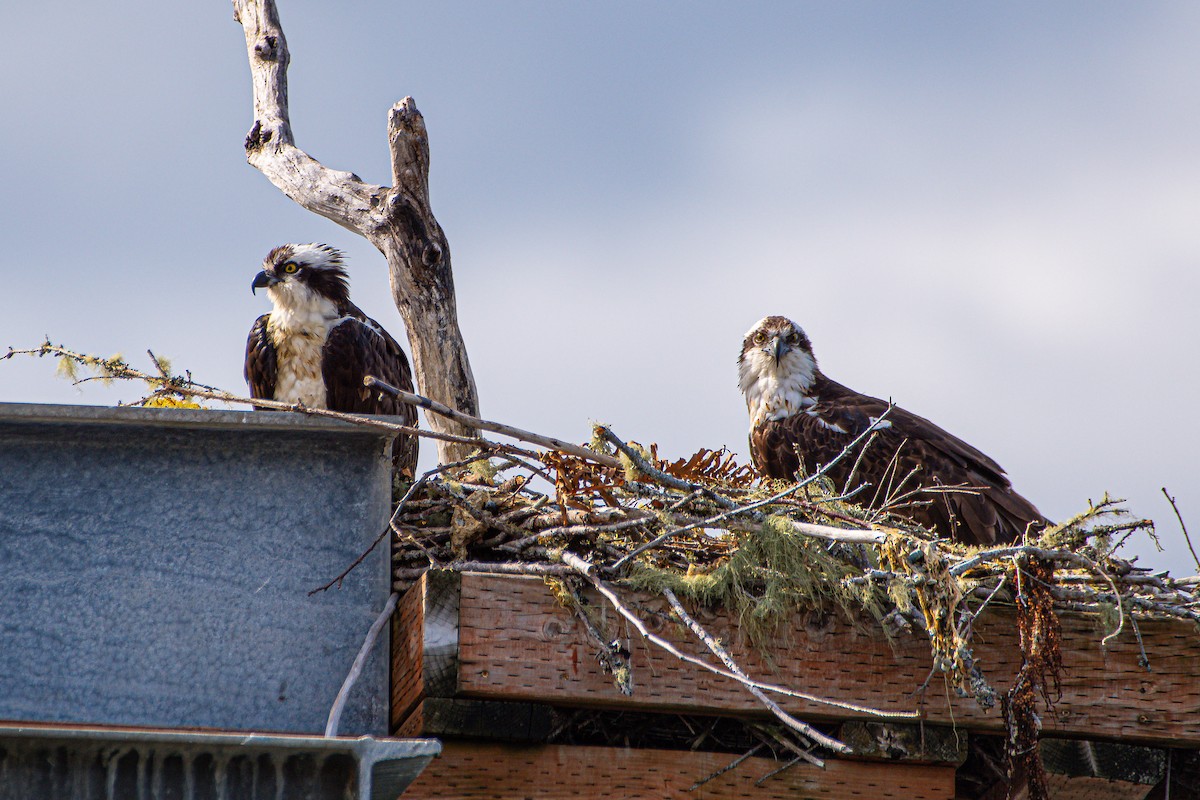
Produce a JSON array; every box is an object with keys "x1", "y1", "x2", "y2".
[
  {"x1": 251, "y1": 270, "x2": 279, "y2": 295},
  {"x1": 768, "y1": 334, "x2": 789, "y2": 363}
]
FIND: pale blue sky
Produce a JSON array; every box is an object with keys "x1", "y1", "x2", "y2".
[{"x1": 3, "y1": 2, "x2": 1198, "y2": 571}]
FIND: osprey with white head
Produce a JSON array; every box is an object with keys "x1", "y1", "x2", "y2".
[
  {"x1": 245, "y1": 243, "x2": 418, "y2": 476},
  {"x1": 737, "y1": 315, "x2": 1047, "y2": 545}
]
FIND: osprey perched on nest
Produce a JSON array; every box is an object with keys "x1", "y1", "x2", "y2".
[
  {"x1": 738, "y1": 315, "x2": 1046, "y2": 545},
  {"x1": 244, "y1": 243, "x2": 418, "y2": 476}
]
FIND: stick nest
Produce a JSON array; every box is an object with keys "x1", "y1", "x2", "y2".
[{"x1": 394, "y1": 427, "x2": 1187, "y2": 694}]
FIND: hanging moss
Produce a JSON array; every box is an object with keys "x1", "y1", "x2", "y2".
[{"x1": 622, "y1": 513, "x2": 890, "y2": 645}]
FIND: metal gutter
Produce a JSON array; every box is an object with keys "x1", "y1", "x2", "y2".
[
  {"x1": 0, "y1": 401, "x2": 399, "y2": 437},
  {"x1": 0, "y1": 724, "x2": 440, "y2": 800}
]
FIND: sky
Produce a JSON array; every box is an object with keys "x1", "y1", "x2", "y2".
[{"x1": 2, "y1": 2, "x2": 1197, "y2": 573}]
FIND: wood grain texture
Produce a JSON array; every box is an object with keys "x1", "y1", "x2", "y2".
[
  {"x1": 400, "y1": 741, "x2": 955, "y2": 799},
  {"x1": 1042, "y1": 774, "x2": 1154, "y2": 800},
  {"x1": 232, "y1": 0, "x2": 480, "y2": 463},
  {"x1": 441, "y1": 573, "x2": 1200, "y2": 746},
  {"x1": 391, "y1": 573, "x2": 427, "y2": 732}
]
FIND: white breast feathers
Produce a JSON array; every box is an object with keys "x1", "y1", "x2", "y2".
[
  {"x1": 738, "y1": 346, "x2": 817, "y2": 428},
  {"x1": 266, "y1": 283, "x2": 345, "y2": 408}
]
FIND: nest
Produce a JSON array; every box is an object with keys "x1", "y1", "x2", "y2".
[
  {"x1": 385, "y1": 423, "x2": 1190, "y2": 794},
  {"x1": 391, "y1": 425, "x2": 1184, "y2": 657}
]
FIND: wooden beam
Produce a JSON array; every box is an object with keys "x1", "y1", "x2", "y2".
[
  {"x1": 1042, "y1": 775, "x2": 1155, "y2": 800},
  {"x1": 981, "y1": 774, "x2": 1157, "y2": 800},
  {"x1": 400, "y1": 741, "x2": 955, "y2": 799},
  {"x1": 397, "y1": 697, "x2": 554, "y2": 741},
  {"x1": 393, "y1": 572, "x2": 1200, "y2": 747}
]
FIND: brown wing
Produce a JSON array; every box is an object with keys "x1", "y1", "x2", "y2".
[
  {"x1": 244, "y1": 314, "x2": 277, "y2": 409},
  {"x1": 322, "y1": 314, "x2": 419, "y2": 478},
  {"x1": 751, "y1": 377, "x2": 1047, "y2": 545}
]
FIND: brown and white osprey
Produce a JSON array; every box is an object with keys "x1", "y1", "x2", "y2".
[
  {"x1": 738, "y1": 315, "x2": 1046, "y2": 545},
  {"x1": 244, "y1": 243, "x2": 418, "y2": 476}
]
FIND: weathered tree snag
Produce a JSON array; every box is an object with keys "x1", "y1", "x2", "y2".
[
  {"x1": 375, "y1": 102, "x2": 480, "y2": 437},
  {"x1": 232, "y1": 0, "x2": 480, "y2": 464}
]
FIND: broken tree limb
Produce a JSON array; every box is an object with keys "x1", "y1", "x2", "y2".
[{"x1": 232, "y1": 0, "x2": 480, "y2": 464}]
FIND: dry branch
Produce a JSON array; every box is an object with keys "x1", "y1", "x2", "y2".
[
  {"x1": 1162, "y1": 487, "x2": 1200, "y2": 573},
  {"x1": 325, "y1": 591, "x2": 399, "y2": 738},
  {"x1": 663, "y1": 587, "x2": 838, "y2": 759},
  {"x1": 367, "y1": 376, "x2": 621, "y2": 469},
  {"x1": 232, "y1": 0, "x2": 479, "y2": 463}
]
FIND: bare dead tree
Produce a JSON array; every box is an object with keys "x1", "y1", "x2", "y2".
[{"x1": 232, "y1": 0, "x2": 479, "y2": 464}]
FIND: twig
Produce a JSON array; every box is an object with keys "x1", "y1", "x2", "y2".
[
  {"x1": 1127, "y1": 610, "x2": 1151, "y2": 670},
  {"x1": 367, "y1": 376, "x2": 621, "y2": 469},
  {"x1": 950, "y1": 545, "x2": 1105, "y2": 576},
  {"x1": 752, "y1": 724, "x2": 824, "y2": 768},
  {"x1": 842, "y1": 429, "x2": 879, "y2": 495},
  {"x1": 394, "y1": 562, "x2": 575, "y2": 582},
  {"x1": 613, "y1": 460, "x2": 885, "y2": 569},
  {"x1": 662, "y1": 587, "x2": 843, "y2": 757},
  {"x1": 602, "y1": 428, "x2": 884, "y2": 567},
  {"x1": 1049, "y1": 584, "x2": 1200, "y2": 623},
  {"x1": 1162, "y1": 487, "x2": 1200, "y2": 573},
  {"x1": 311, "y1": 451, "x2": 498, "y2": 594},
  {"x1": 959, "y1": 572, "x2": 1010, "y2": 641},
  {"x1": 597, "y1": 425, "x2": 730, "y2": 502},
  {"x1": 755, "y1": 754, "x2": 806, "y2": 786},
  {"x1": 503, "y1": 515, "x2": 654, "y2": 553},
  {"x1": 868, "y1": 438, "x2": 909, "y2": 511},
  {"x1": 972, "y1": 546, "x2": 1128, "y2": 645},
  {"x1": 325, "y1": 591, "x2": 399, "y2": 737},
  {"x1": 10, "y1": 343, "x2": 508, "y2": 451},
  {"x1": 562, "y1": 582, "x2": 633, "y2": 696},
  {"x1": 687, "y1": 743, "x2": 767, "y2": 792}
]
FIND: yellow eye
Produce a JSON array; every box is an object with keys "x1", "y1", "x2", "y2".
[
  {"x1": 753, "y1": 332, "x2": 766, "y2": 344},
  {"x1": 282, "y1": 261, "x2": 299, "y2": 274},
  {"x1": 787, "y1": 332, "x2": 799, "y2": 344}
]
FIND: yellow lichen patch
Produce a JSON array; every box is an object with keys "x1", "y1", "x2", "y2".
[{"x1": 141, "y1": 396, "x2": 204, "y2": 409}]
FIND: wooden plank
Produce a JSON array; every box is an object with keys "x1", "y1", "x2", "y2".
[
  {"x1": 980, "y1": 774, "x2": 1155, "y2": 800},
  {"x1": 400, "y1": 741, "x2": 955, "y2": 799},
  {"x1": 438, "y1": 572, "x2": 1200, "y2": 746},
  {"x1": 1043, "y1": 774, "x2": 1154, "y2": 800}
]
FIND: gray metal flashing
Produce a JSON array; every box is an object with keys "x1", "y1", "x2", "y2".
[
  {"x1": 0, "y1": 401, "x2": 400, "y2": 438},
  {"x1": 0, "y1": 402, "x2": 399, "y2": 736},
  {"x1": 0, "y1": 723, "x2": 440, "y2": 800}
]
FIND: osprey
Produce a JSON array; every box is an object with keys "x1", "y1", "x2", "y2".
[
  {"x1": 244, "y1": 243, "x2": 418, "y2": 476},
  {"x1": 738, "y1": 315, "x2": 1047, "y2": 545}
]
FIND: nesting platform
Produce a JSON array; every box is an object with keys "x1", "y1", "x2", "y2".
[{"x1": 392, "y1": 571, "x2": 1200, "y2": 799}]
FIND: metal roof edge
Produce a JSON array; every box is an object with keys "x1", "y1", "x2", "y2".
[{"x1": 0, "y1": 401, "x2": 402, "y2": 439}]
